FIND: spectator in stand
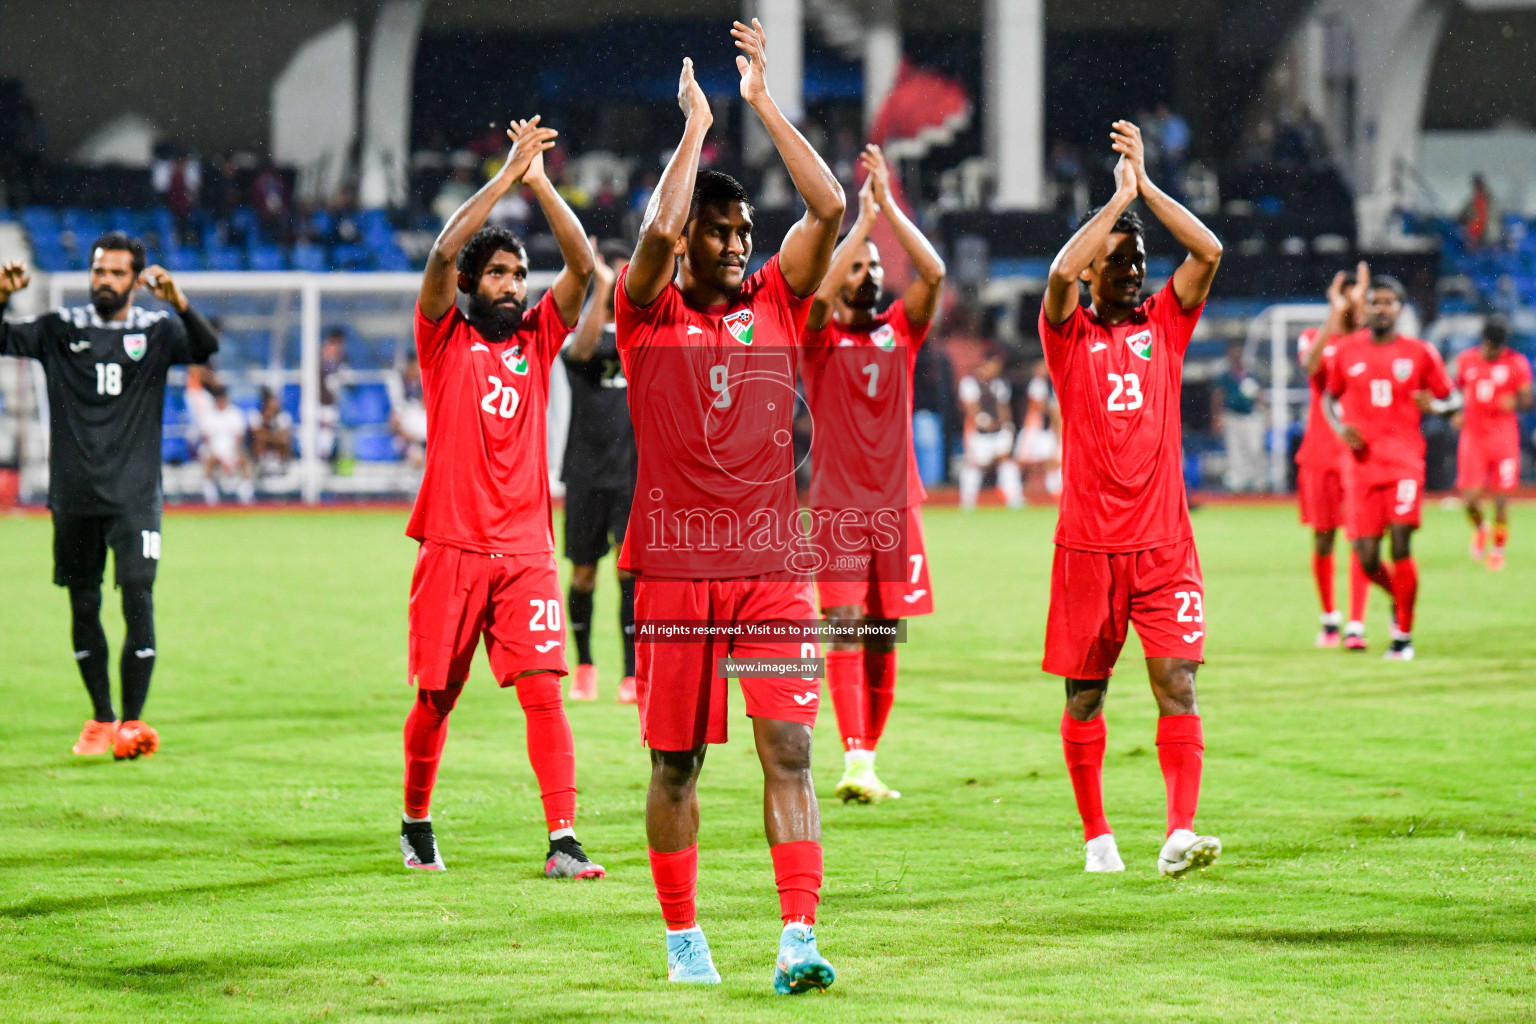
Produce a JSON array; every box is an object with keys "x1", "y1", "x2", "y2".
[
  {"x1": 388, "y1": 350, "x2": 428, "y2": 470},
  {"x1": 1275, "y1": 108, "x2": 1324, "y2": 170},
  {"x1": 152, "y1": 146, "x2": 201, "y2": 241},
  {"x1": 1461, "y1": 175, "x2": 1497, "y2": 251},
  {"x1": 1013, "y1": 359, "x2": 1062, "y2": 497},
  {"x1": 206, "y1": 153, "x2": 243, "y2": 219},
  {"x1": 328, "y1": 186, "x2": 363, "y2": 247},
  {"x1": 1212, "y1": 340, "x2": 1268, "y2": 493},
  {"x1": 957, "y1": 350, "x2": 1024, "y2": 510},
  {"x1": 318, "y1": 327, "x2": 347, "y2": 462},
  {"x1": 912, "y1": 337, "x2": 956, "y2": 485},
  {"x1": 629, "y1": 171, "x2": 658, "y2": 216},
  {"x1": 250, "y1": 387, "x2": 294, "y2": 476},
  {"x1": 251, "y1": 160, "x2": 291, "y2": 242},
  {"x1": 194, "y1": 382, "x2": 254, "y2": 505},
  {"x1": 1149, "y1": 103, "x2": 1190, "y2": 191}
]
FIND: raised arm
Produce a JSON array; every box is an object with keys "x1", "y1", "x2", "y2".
[
  {"x1": 1314, "y1": 261, "x2": 1368, "y2": 357},
  {"x1": 733, "y1": 19, "x2": 846, "y2": 297},
  {"x1": 515, "y1": 121, "x2": 594, "y2": 327},
  {"x1": 567, "y1": 240, "x2": 616, "y2": 362},
  {"x1": 142, "y1": 264, "x2": 220, "y2": 362},
  {"x1": 627, "y1": 60, "x2": 711, "y2": 308},
  {"x1": 806, "y1": 177, "x2": 878, "y2": 332},
  {"x1": 418, "y1": 117, "x2": 558, "y2": 320},
  {"x1": 0, "y1": 261, "x2": 51, "y2": 359},
  {"x1": 1043, "y1": 158, "x2": 1139, "y2": 326},
  {"x1": 862, "y1": 145, "x2": 945, "y2": 325},
  {"x1": 1117, "y1": 120, "x2": 1222, "y2": 310}
]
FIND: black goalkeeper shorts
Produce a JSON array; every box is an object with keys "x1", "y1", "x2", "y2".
[
  {"x1": 562, "y1": 486, "x2": 632, "y2": 565},
  {"x1": 52, "y1": 509, "x2": 162, "y2": 588}
]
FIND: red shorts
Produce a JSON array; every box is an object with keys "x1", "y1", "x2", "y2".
[
  {"x1": 1042, "y1": 539, "x2": 1206, "y2": 679},
  {"x1": 635, "y1": 577, "x2": 821, "y2": 750},
  {"x1": 1296, "y1": 463, "x2": 1345, "y2": 532},
  {"x1": 1457, "y1": 433, "x2": 1520, "y2": 493},
  {"x1": 1345, "y1": 476, "x2": 1422, "y2": 540},
  {"x1": 813, "y1": 505, "x2": 934, "y2": 618},
  {"x1": 407, "y1": 541, "x2": 568, "y2": 690}
]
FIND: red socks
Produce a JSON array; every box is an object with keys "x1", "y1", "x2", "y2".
[
  {"x1": 1060, "y1": 711, "x2": 1110, "y2": 840},
  {"x1": 1494, "y1": 523, "x2": 1509, "y2": 549},
  {"x1": 1311, "y1": 552, "x2": 1335, "y2": 615},
  {"x1": 1348, "y1": 551, "x2": 1393, "y2": 622},
  {"x1": 403, "y1": 685, "x2": 463, "y2": 819},
  {"x1": 865, "y1": 649, "x2": 897, "y2": 746},
  {"x1": 648, "y1": 845, "x2": 698, "y2": 930},
  {"x1": 825, "y1": 649, "x2": 868, "y2": 750},
  {"x1": 1156, "y1": 714, "x2": 1204, "y2": 835},
  {"x1": 770, "y1": 840, "x2": 823, "y2": 925},
  {"x1": 517, "y1": 673, "x2": 577, "y2": 831},
  {"x1": 1391, "y1": 557, "x2": 1418, "y2": 634}
]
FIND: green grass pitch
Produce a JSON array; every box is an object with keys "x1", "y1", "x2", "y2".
[{"x1": 2, "y1": 501, "x2": 1534, "y2": 1023}]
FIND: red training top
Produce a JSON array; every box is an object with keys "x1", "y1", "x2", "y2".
[
  {"x1": 1455, "y1": 346, "x2": 1532, "y2": 448},
  {"x1": 1324, "y1": 330, "x2": 1452, "y2": 486},
  {"x1": 1295, "y1": 326, "x2": 1348, "y2": 470},
  {"x1": 800, "y1": 297, "x2": 930, "y2": 512},
  {"x1": 405, "y1": 291, "x2": 570, "y2": 553},
  {"x1": 615, "y1": 254, "x2": 813, "y2": 579},
  {"x1": 1038, "y1": 281, "x2": 1203, "y2": 553}
]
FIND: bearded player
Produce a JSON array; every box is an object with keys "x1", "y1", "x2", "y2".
[
  {"x1": 1322, "y1": 276, "x2": 1452, "y2": 661},
  {"x1": 618, "y1": 23, "x2": 844, "y2": 991},
  {"x1": 1455, "y1": 315, "x2": 1532, "y2": 570},
  {"x1": 398, "y1": 117, "x2": 605, "y2": 880},
  {"x1": 801, "y1": 143, "x2": 944, "y2": 805},
  {"x1": 1, "y1": 240, "x2": 218, "y2": 760},
  {"x1": 1039, "y1": 121, "x2": 1223, "y2": 878},
  {"x1": 1295, "y1": 265, "x2": 1367, "y2": 647}
]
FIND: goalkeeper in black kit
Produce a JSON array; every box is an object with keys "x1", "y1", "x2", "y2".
[{"x1": 0, "y1": 233, "x2": 219, "y2": 759}]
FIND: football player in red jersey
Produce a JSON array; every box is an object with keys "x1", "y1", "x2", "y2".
[
  {"x1": 397, "y1": 117, "x2": 606, "y2": 880},
  {"x1": 1454, "y1": 315, "x2": 1532, "y2": 570},
  {"x1": 1039, "y1": 120, "x2": 1224, "y2": 878},
  {"x1": 618, "y1": 23, "x2": 845, "y2": 991},
  {"x1": 1296, "y1": 266, "x2": 1367, "y2": 647},
  {"x1": 1323, "y1": 275, "x2": 1453, "y2": 660},
  {"x1": 800, "y1": 143, "x2": 944, "y2": 806}
]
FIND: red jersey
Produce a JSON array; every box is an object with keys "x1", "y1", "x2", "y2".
[
  {"x1": 1039, "y1": 281, "x2": 1203, "y2": 553},
  {"x1": 801, "y1": 298, "x2": 929, "y2": 511},
  {"x1": 1294, "y1": 327, "x2": 1348, "y2": 469},
  {"x1": 1324, "y1": 330, "x2": 1452, "y2": 486},
  {"x1": 405, "y1": 291, "x2": 570, "y2": 553},
  {"x1": 615, "y1": 255, "x2": 813, "y2": 579},
  {"x1": 1455, "y1": 346, "x2": 1532, "y2": 446}
]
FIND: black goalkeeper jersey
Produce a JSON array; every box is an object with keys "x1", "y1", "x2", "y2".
[
  {"x1": 0, "y1": 301, "x2": 218, "y2": 514},
  {"x1": 560, "y1": 323, "x2": 636, "y2": 491}
]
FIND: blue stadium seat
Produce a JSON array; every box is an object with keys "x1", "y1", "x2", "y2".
[
  {"x1": 341, "y1": 382, "x2": 392, "y2": 426},
  {"x1": 20, "y1": 206, "x2": 58, "y2": 234},
  {"x1": 282, "y1": 383, "x2": 302, "y2": 421},
  {"x1": 248, "y1": 245, "x2": 288, "y2": 271},
  {"x1": 162, "y1": 435, "x2": 193, "y2": 464},
  {"x1": 232, "y1": 392, "x2": 261, "y2": 415},
  {"x1": 163, "y1": 247, "x2": 202, "y2": 272},
  {"x1": 163, "y1": 387, "x2": 190, "y2": 426},
  {"x1": 373, "y1": 244, "x2": 414, "y2": 271},
  {"x1": 206, "y1": 247, "x2": 245, "y2": 271},
  {"x1": 291, "y1": 242, "x2": 328, "y2": 272},
  {"x1": 332, "y1": 244, "x2": 373, "y2": 271},
  {"x1": 353, "y1": 427, "x2": 399, "y2": 462},
  {"x1": 33, "y1": 247, "x2": 75, "y2": 271}
]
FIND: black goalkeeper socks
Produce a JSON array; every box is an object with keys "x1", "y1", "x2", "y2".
[
  {"x1": 119, "y1": 583, "x2": 156, "y2": 721},
  {"x1": 68, "y1": 586, "x2": 115, "y2": 722},
  {"x1": 568, "y1": 585, "x2": 594, "y2": 665}
]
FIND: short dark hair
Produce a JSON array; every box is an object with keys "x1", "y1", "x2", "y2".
[
  {"x1": 1484, "y1": 314, "x2": 1510, "y2": 347},
  {"x1": 1082, "y1": 206, "x2": 1144, "y2": 238},
  {"x1": 689, "y1": 169, "x2": 753, "y2": 224},
  {"x1": 89, "y1": 231, "x2": 146, "y2": 275},
  {"x1": 1369, "y1": 275, "x2": 1406, "y2": 302},
  {"x1": 456, "y1": 226, "x2": 528, "y2": 285}
]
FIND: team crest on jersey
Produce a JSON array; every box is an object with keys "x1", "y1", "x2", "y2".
[
  {"x1": 1125, "y1": 328, "x2": 1153, "y2": 361},
  {"x1": 1392, "y1": 358, "x2": 1413, "y2": 382},
  {"x1": 722, "y1": 309, "x2": 754, "y2": 345},
  {"x1": 871, "y1": 323, "x2": 896, "y2": 351},
  {"x1": 124, "y1": 333, "x2": 147, "y2": 361},
  {"x1": 1493, "y1": 365, "x2": 1509, "y2": 384},
  {"x1": 502, "y1": 347, "x2": 529, "y2": 375}
]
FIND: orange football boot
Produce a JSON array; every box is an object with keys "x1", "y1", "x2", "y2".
[
  {"x1": 1488, "y1": 548, "x2": 1506, "y2": 572},
  {"x1": 72, "y1": 719, "x2": 118, "y2": 756},
  {"x1": 569, "y1": 664, "x2": 598, "y2": 701},
  {"x1": 113, "y1": 720, "x2": 160, "y2": 761},
  {"x1": 1470, "y1": 527, "x2": 1487, "y2": 561},
  {"x1": 616, "y1": 676, "x2": 638, "y2": 704}
]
